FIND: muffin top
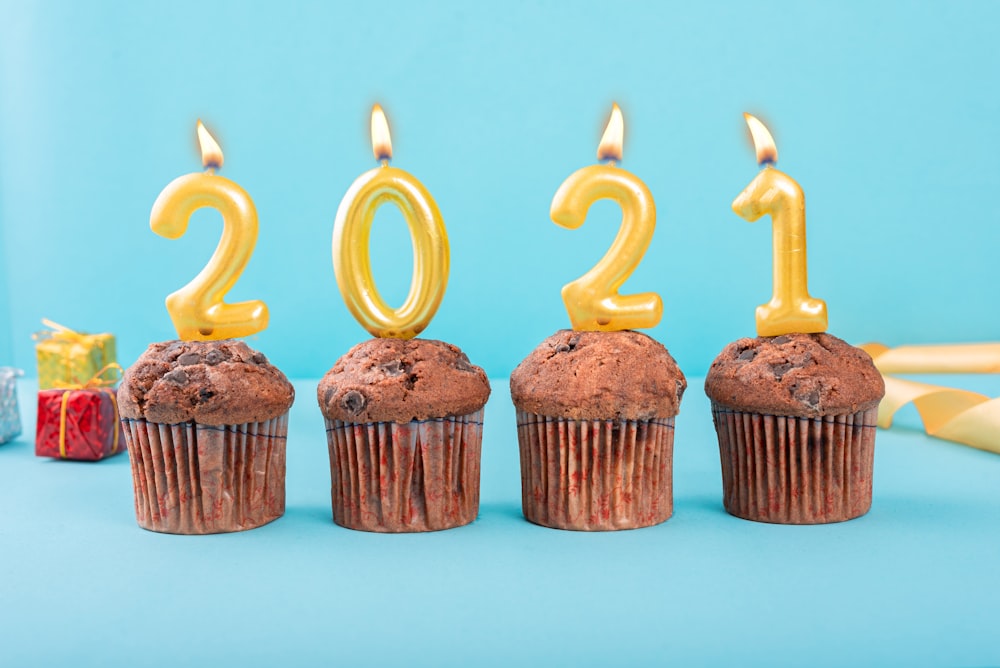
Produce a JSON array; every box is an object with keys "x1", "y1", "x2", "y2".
[
  {"x1": 118, "y1": 340, "x2": 294, "y2": 426},
  {"x1": 704, "y1": 332, "x2": 884, "y2": 417},
  {"x1": 510, "y1": 330, "x2": 686, "y2": 420},
  {"x1": 318, "y1": 338, "x2": 490, "y2": 423}
]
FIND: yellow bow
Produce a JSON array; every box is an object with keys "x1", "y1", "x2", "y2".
[{"x1": 33, "y1": 319, "x2": 92, "y2": 343}]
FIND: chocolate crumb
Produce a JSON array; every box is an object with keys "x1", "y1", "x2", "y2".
[{"x1": 177, "y1": 352, "x2": 201, "y2": 366}]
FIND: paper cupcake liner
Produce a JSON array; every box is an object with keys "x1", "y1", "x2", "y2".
[
  {"x1": 325, "y1": 409, "x2": 484, "y2": 532},
  {"x1": 515, "y1": 410, "x2": 675, "y2": 531},
  {"x1": 710, "y1": 404, "x2": 877, "y2": 524},
  {"x1": 123, "y1": 414, "x2": 288, "y2": 534}
]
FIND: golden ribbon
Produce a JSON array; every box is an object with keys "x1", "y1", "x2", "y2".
[
  {"x1": 859, "y1": 343, "x2": 1000, "y2": 455},
  {"x1": 55, "y1": 363, "x2": 123, "y2": 458},
  {"x1": 34, "y1": 318, "x2": 92, "y2": 343}
]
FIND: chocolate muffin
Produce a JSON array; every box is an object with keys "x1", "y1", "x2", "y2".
[
  {"x1": 705, "y1": 332, "x2": 884, "y2": 524},
  {"x1": 510, "y1": 330, "x2": 686, "y2": 531},
  {"x1": 118, "y1": 339, "x2": 294, "y2": 534},
  {"x1": 318, "y1": 337, "x2": 490, "y2": 533}
]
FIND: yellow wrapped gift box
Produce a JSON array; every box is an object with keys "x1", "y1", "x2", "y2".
[{"x1": 34, "y1": 320, "x2": 117, "y2": 390}]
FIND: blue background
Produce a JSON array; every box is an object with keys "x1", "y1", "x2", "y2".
[
  {"x1": 2, "y1": 0, "x2": 999, "y2": 377},
  {"x1": 2, "y1": 2, "x2": 1000, "y2": 666}
]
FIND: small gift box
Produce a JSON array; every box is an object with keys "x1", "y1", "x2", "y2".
[
  {"x1": 1, "y1": 367, "x2": 23, "y2": 445},
  {"x1": 35, "y1": 365, "x2": 124, "y2": 461},
  {"x1": 34, "y1": 319, "x2": 117, "y2": 390}
]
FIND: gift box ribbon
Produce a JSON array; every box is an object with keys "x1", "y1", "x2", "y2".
[
  {"x1": 55, "y1": 363, "x2": 123, "y2": 458},
  {"x1": 859, "y1": 342, "x2": 1000, "y2": 455},
  {"x1": 33, "y1": 319, "x2": 115, "y2": 388}
]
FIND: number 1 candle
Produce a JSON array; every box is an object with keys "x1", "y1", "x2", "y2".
[
  {"x1": 150, "y1": 121, "x2": 269, "y2": 340},
  {"x1": 551, "y1": 103, "x2": 662, "y2": 331},
  {"x1": 333, "y1": 104, "x2": 449, "y2": 340},
  {"x1": 732, "y1": 113, "x2": 827, "y2": 337}
]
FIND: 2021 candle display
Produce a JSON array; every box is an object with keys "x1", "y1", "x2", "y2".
[
  {"x1": 332, "y1": 104, "x2": 448, "y2": 339},
  {"x1": 551, "y1": 103, "x2": 661, "y2": 331},
  {"x1": 150, "y1": 121, "x2": 269, "y2": 340},
  {"x1": 732, "y1": 113, "x2": 827, "y2": 337}
]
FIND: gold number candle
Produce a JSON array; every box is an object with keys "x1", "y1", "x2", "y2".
[
  {"x1": 333, "y1": 104, "x2": 449, "y2": 339},
  {"x1": 150, "y1": 121, "x2": 268, "y2": 340},
  {"x1": 551, "y1": 103, "x2": 662, "y2": 331},
  {"x1": 732, "y1": 113, "x2": 827, "y2": 337}
]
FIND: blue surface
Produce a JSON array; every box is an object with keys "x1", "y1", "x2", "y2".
[
  {"x1": 2, "y1": 1, "x2": 1000, "y2": 377},
  {"x1": 1, "y1": 376, "x2": 998, "y2": 667}
]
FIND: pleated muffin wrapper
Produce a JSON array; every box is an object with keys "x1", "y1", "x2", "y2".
[
  {"x1": 710, "y1": 403, "x2": 878, "y2": 524},
  {"x1": 515, "y1": 409, "x2": 675, "y2": 531},
  {"x1": 325, "y1": 409, "x2": 484, "y2": 532},
  {"x1": 123, "y1": 414, "x2": 288, "y2": 534}
]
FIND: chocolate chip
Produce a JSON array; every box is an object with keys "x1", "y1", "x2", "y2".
[
  {"x1": 555, "y1": 344, "x2": 571, "y2": 353},
  {"x1": 454, "y1": 353, "x2": 474, "y2": 372},
  {"x1": 340, "y1": 390, "x2": 367, "y2": 415},
  {"x1": 177, "y1": 352, "x2": 201, "y2": 366},
  {"x1": 772, "y1": 335, "x2": 791, "y2": 345},
  {"x1": 198, "y1": 388, "x2": 215, "y2": 402},
  {"x1": 205, "y1": 351, "x2": 225, "y2": 365},
  {"x1": 771, "y1": 362, "x2": 793, "y2": 380},
  {"x1": 251, "y1": 352, "x2": 267, "y2": 364},
  {"x1": 163, "y1": 369, "x2": 189, "y2": 385},
  {"x1": 804, "y1": 389, "x2": 820, "y2": 408},
  {"x1": 738, "y1": 348, "x2": 756, "y2": 361}
]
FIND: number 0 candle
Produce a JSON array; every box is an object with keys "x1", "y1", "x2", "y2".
[
  {"x1": 733, "y1": 113, "x2": 828, "y2": 337},
  {"x1": 551, "y1": 103, "x2": 662, "y2": 331},
  {"x1": 333, "y1": 104, "x2": 449, "y2": 340},
  {"x1": 150, "y1": 121, "x2": 269, "y2": 340}
]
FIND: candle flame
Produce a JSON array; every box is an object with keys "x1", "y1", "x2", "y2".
[
  {"x1": 371, "y1": 104, "x2": 392, "y2": 162},
  {"x1": 197, "y1": 120, "x2": 223, "y2": 170},
  {"x1": 744, "y1": 112, "x2": 777, "y2": 166},
  {"x1": 597, "y1": 103, "x2": 624, "y2": 163}
]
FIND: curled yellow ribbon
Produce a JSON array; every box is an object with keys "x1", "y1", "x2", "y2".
[
  {"x1": 861, "y1": 342, "x2": 1000, "y2": 374},
  {"x1": 55, "y1": 363, "x2": 123, "y2": 458},
  {"x1": 860, "y1": 343, "x2": 1000, "y2": 455}
]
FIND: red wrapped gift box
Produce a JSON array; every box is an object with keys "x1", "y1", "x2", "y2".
[{"x1": 36, "y1": 388, "x2": 124, "y2": 461}]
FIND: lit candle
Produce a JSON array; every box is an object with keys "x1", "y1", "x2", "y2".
[
  {"x1": 333, "y1": 104, "x2": 449, "y2": 339},
  {"x1": 733, "y1": 113, "x2": 827, "y2": 337},
  {"x1": 150, "y1": 121, "x2": 268, "y2": 340},
  {"x1": 551, "y1": 103, "x2": 662, "y2": 331}
]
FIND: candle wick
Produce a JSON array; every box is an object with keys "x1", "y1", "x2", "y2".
[
  {"x1": 600, "y1": 158, "x2": 619, "y2": 168},
  {"x1": 379, "y1": 158, "x2": 391, "y2": 167}
]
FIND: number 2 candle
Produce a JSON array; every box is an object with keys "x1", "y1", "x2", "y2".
[
  {"x1": 733, "y1": 113, "x2": 827, "y2": 337},
  {"x1": 150, "y1": 121, "x2": 269, "y2": 340},
  {"x1": 551, "y1": 103, "x2": 662, "y2": 331},
  {"x1": 333, "y1": 104, "x2": 449, "y2": 340}
]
